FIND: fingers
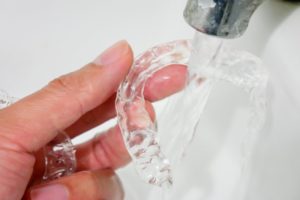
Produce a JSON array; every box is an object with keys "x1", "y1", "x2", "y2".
[
  {"x1": 65, "y1": 94, "x2": 117, "y2": 138},
  {"x1": 0, "y1": 41, "x2": 133, "y2": 153},
  {"x1": 75, "y1": 101, "x2": 155, "y2": 171},
  {"x1": 76, "y1": 126, "x2": 129, "y2": 171},
  {"x1": 25, "y1": 169, "x2": 123, "y2": 200},
  {"x1": 30, "y1": 101, "x2": 154, "y2": 179},
  {"x1": 144, "y1": 64, "x2": 188, "y2": 101},
  {"x1": 66, "y1": 64, "x2": 188, "y2": 138}
]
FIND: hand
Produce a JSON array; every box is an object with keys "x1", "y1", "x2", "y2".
[{"x1": 0, "y1": 41, "x2": 187, "y2": 200}]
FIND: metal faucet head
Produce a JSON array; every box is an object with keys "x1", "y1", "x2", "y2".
[{"x1": 184, "y1": 0, "x2": 264, "y2": 39}]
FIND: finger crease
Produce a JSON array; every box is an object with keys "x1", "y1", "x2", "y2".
[{"x1": 92, "y1": 134, "x2": 111, "y2": 169}]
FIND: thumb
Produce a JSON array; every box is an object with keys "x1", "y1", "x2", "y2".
[{"x1": 25, "y1": 169, "x2": 123, "y2": 200}]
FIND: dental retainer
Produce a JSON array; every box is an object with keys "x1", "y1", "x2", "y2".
[{"x1": 115, "y1": 34, "x2": 268, "y2": 187}]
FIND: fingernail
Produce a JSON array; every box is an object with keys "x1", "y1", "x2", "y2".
[
  {"x1": 93, "y1": 40, "x2": 129, "y2": 66},
  {"x1": 145, "y1": 65, "x2": 188, "y2": 101},
  {"x1": 31, "y1": 184, "x2": 69, "y2": 200}
]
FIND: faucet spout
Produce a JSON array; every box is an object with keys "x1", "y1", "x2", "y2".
[{"x1": 184, "y1": 0, "x2": 264, "y2": 38}]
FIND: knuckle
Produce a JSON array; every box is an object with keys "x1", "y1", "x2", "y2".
[
  {"x1": 78, "y1": 170, "x2": 94, "y2": 179},
  {"x1": 48, "y1": 75, "x2": 74, "y2": 94},
  {"x1": 47, "y1": 75, "x2": 85, "y2": 116},
  {"x1": 45, "y1": 64, "x2": 104, "y2": 118},
  {"x1": 48, "y1": 64, "x2": 102, "y2": 98}
]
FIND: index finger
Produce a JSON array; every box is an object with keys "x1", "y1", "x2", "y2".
[{"x1": 0, "y1": 41, "x2": 133, "y2": 153}]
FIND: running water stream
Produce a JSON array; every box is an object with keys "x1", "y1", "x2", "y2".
[
  {"x1": 159, "y1": 32, "x2": 267, "y2": 200},
  {"x1": 116, "y1": 32, "x2": 268, "y2": 199}
]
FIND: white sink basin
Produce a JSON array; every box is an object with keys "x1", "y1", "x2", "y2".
[{"x1": 0, "y1": 1, "x2": 299, "y2": 199}]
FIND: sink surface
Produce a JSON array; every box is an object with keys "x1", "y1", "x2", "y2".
[{"x1": 0, "y1": 1, "x2": 299, "y2": 199}]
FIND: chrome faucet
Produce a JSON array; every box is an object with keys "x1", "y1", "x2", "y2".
[{"x1": 184, "y1": 0, "x2": 264, "y2": 38}]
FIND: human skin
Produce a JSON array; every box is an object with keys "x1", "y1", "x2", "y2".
[{"x1": 0, "y1": 41, "x2": 187, "y2": 200}]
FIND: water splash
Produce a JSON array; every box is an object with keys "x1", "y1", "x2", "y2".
[
  {"x1": 116, "y1": 32, "x2": 268, "y2": 199},
  {"x1": 160, "y1": 32, "x2": 268, "y2": 199}
]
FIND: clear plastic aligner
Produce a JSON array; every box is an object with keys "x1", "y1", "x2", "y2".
[
  {"x1": 43, "y1": 131, "x2": 76, "y2": 180},
  {"x1": 0, "y1": 90, "x2": 17, "y2": 108},
  {"x1": 116, "y1": 34, "x2": 268, "y2": 193},
  {"x1": 116, "y1": 40, "x2": 192, "y2": 187}
]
